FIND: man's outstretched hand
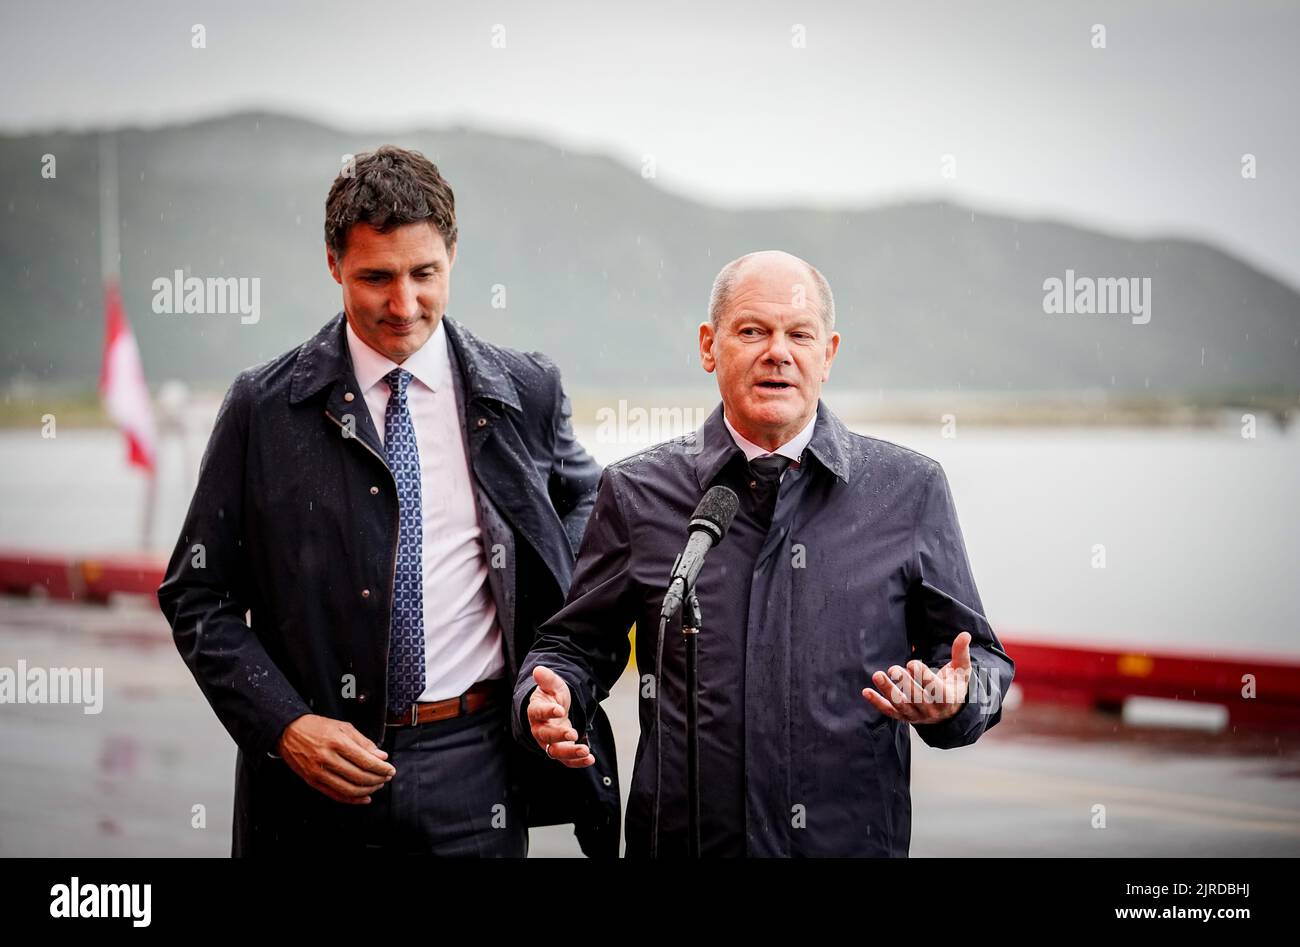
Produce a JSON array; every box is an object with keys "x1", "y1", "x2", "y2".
[
  {"x1": 862, "y1": 631, "x2": 973, "y2": 725},
  {"x1": 527, "y1": 665, "x2": 595, "y2": 768},
  {"x1": 277, "y1": 714, "x2": 396, "y2": 804}
]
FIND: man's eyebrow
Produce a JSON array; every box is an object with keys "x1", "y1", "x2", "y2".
[
  {"x1": 354, "y1": 261, "x2": 441, "y2": 277},
  {"x1": 731, "y1": 311, "x2": 817, "y2": 327}
]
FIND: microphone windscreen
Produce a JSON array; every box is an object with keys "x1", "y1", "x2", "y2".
[{"x1": 691, "y1": 485, "x2": 739, "y2": 539}]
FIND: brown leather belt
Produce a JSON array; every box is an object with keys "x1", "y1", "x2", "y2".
[{"x1": 386, "y1": 679, "x2": 505, "y2": 727}]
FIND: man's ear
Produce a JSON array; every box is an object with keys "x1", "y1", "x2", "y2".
[
  {"x1": 447, "y1": 241, "x2": 457, "y2": 269},
  {"x1": 698, "y1": 322, "x2": 717, "y2": 374},
  {"x1": 326, "y1": 246, "x2": 343, "y2": 286},
  {"x1": 821, "y1": 332, "x2": 841, "y2": 382}
]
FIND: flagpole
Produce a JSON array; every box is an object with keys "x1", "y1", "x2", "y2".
[
  {"x1": 98, "y1": 133, "x2": 119, "y2": 282},
  {"x1": 99, "y1": 132, "x2": 157, "y2": 552}
]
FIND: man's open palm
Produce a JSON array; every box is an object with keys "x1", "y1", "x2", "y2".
[{"x1": 861, "y1": 631, "x2": 973, "y2": 724}]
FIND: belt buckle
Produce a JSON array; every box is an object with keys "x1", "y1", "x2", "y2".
[{"x1": 410, "y1": 702, "x2": 419, "y2": 727}]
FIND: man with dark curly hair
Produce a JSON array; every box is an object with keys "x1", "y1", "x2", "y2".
[{"x1": 158, "y1": 145, "x2": 618, "y2": 856}]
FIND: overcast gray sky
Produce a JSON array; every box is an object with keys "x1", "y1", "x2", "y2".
[{"x1": 3, "y1": 0, "x2": 1297, "y2": 285}]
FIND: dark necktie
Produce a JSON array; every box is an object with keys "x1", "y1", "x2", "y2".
[
  {"x1": 747, "y1": 454, "x2": 792, "y2": 520},
  {"x1": 383, "y1": 367, "x2": 426, "y2": 716}
]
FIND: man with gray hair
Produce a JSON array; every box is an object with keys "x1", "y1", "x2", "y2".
[
  {"x1": 708, "y1": 250, "x2": 836, "y2": 332},
  {"x1": 513, "y1": 249, "x2": 1014, "y2": 857}
]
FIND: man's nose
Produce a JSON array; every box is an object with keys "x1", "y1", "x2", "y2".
[
  {"x1": 763, "y1": 334, "x2": 793, "y2": 365},
  {"x1": 388, "y1": 277, "x2": 419, "y2": 319}
]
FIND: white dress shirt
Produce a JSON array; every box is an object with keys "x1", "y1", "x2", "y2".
[
  {"x1": 345, "y1": 317, "x2": 505, "y2": 702},
  {"x1": 723, "y1": 410, "x2": 816, "y2": 479}
]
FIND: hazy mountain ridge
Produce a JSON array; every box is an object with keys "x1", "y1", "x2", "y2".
[{"x1": 1, "y1": 110, "x2": 1296, "y2": 399}]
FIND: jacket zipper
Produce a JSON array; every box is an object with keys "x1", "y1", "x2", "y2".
[{"x1": 325, "y1": 408, "x2": 401, "y2": 737}]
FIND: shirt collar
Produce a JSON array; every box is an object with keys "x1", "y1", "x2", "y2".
[
  {"x1": 345, "y1": 316, "x2": 449, "y2": 396},
  {"x1": 693, "y1": 400, "x2": 851, "y2": 489},
  {"x1": 723, "y1": 410, "x2": 817, "y2": 464}
]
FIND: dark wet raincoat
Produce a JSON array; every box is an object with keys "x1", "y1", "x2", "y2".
[
  {"x1": 513, "y1": 400, "x2": 1014, "y2": 857},
  {"x1": 158, "y1": 311, "x2": 619, "y2": 856}
]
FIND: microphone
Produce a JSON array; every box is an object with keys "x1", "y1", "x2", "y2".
[{"x1": 659, "y1": 485, "x2": 740, "y2": 620}]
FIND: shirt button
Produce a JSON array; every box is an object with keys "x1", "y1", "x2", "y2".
[
  {"x1": 361, "y1": 589, "x2": 371, "y2": 599},
  {"x1": 476, "y1": 417, "x2": 488, "y2": 428},
  {"x1": 357, "y1": 691, "x2": 369, "y2": 704},
  {"x1": 602, "y1": 776, "x2": 612, "y2": 787},
  {"x1": 369, "y1": 486, "x2": 379, "y2": 495},
  {"x1": 749, "y1": 480, "x2": 758, "y2": 489},
  {"x1": 344, "y1": 392, "x2": 355, "y2": 402}
]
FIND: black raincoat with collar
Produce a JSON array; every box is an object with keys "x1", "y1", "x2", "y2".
[
  {"x1": 158, "y1": 311, "x2": 619, "y2": 856},
  {"x1": 514, "y1": 400, "x2": 1014, "y2": 857}
]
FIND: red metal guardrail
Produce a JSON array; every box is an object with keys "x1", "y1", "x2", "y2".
[{"x1": 2, "y1": 548, "x2": 1297, "y2": 729}]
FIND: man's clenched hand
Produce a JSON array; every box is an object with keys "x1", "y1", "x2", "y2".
[{"x1": 277, "y1": 714, "x2": 396, "y2": 804}]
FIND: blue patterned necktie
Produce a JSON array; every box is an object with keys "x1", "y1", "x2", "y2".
[{"x1": 383, "y1": 367, "x2": 425, "y2": 715}]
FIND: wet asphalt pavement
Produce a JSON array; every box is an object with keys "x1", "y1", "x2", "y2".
[{"x1": 1, "y1": 596, "x2": 1297, "y2": 857}]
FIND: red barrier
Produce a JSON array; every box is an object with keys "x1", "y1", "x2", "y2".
[
  {"x1": 2, "y1": 549, "x2": 1298, "y2": 728},
  {"x1": 0, "y1": 550, "x2": 86, "y2": 601},
  {"x1": 0, "y1": 549, "x2": 167, "y2": 603},
  {"x1": 79, "y1": 554, "x2": 168, "y2": 602},
  {"x1": 1001, "y1": 636, "x2": 1300, "y2": 730}
]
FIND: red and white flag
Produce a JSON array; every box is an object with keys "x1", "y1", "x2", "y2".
[{"x1": 99, "y1": 280, "x2": 156, "y2": 474}]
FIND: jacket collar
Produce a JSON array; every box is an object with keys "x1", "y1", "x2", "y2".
[
  {"x1": 693, "y1": 399, "x2": 851, "y2": 489},
  {"x1": 442, "y1": 316, "x2": 522, "y2": 412},
  {"x1": 804, "y1": 400, "x2": 852, "y2": 483},
  {"x1": 290, "y1": 311, "x2": 520, "y2": 412}
]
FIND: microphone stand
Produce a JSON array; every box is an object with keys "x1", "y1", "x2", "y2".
[
  {"x1": 655, "y1": 485, "x2": 737, "y2": 860},
  {"x1": 682, "y1": 586, "x2": 703, "y2": 858}
]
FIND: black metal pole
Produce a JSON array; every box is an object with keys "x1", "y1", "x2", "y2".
[{"x1": 683, "y1": 586, "x2": 703, "y2": 858}]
